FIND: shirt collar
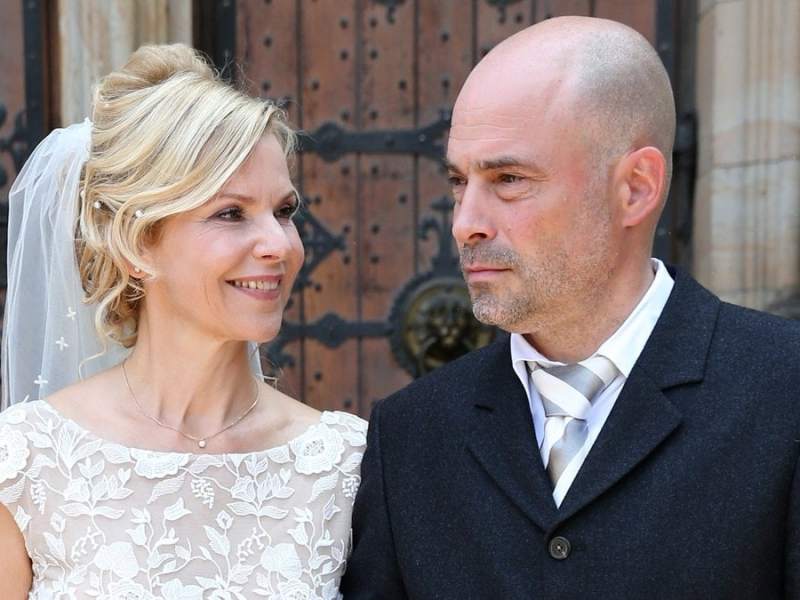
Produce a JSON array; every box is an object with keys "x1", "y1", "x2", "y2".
[{"x1": 510, "y1": 259, "x2": 675, "y2": 378}]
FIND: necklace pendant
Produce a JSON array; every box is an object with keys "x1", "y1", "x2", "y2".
[{"x1": 198, "y1": 440, "x2": 207, "y2": 449}]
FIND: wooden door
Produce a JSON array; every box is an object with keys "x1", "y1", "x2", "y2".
[
  {"x1": 235, "y1": 0, "x2": 660, "y2": 417},
  {"x1": 0, "y1": 1, "x2": 50, "y2": 329},
  {"x1": 0, "y1": 0, "x2": 27, "y2": 310}
]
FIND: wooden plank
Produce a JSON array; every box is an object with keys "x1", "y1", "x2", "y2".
[
  {"x1": 0, "y1": 0, "x2": 25, "y2": 205},
  {"x1": 594, "y1": 0, "x2": 656, "y2": 44},
  {"x1": 417, "y1": 0, "x2": 473, "y2": 276},
  {"x1": 477, "y1": 0, "x2": 537, "y2": 59},
  {"x1": 236, "y1": 0, "x2": 300, "y2": 120},
  {"x1": 535, "y1": 0, "x2": 592, "y2": 20},
  {"x1": 357, "y1": 0, "x2": 416, "y2": 412},
  {"x1": 298, "y1": 0, "x2": 360, "y2": 413},
  {"x1": 0, "y1": 0, "x2": 24, "y2": 327},
  {"x1": 236, "y1": 0, "x2": 305, "y2": 399}
]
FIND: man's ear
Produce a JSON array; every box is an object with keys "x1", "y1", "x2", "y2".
[{"x1": 612, "y1": 146, "x2": 667, "y2": 228}]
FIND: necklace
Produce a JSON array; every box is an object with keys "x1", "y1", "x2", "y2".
[{"x1": 121, "y1": 360, "x2": 261, "y2": 449}]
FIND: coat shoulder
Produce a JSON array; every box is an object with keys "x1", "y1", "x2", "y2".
[
  {"x1": 718, "y1": 300, "x2": 800, "y2": 339},
  {"x1": 377, "y1": 336, "x2": 510, "y2": 422},
  {"x1": 706, "y1": 302, "x2": 800, "y2": 409},
  {"x1": 715, "y1": 301, "x2": 800, "y2": 360}
]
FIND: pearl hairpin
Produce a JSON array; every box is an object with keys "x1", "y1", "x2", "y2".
[
  {"x1": 134, "y1": 209, "x2": 145, "y2": 219},
  {"x1": 93, "y1": 201, "x2": 101, "y2": 209}
]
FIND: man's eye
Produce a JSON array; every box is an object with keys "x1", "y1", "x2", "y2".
[
  {"x1": 448, "y1": 175, "x2": 466, "y2": 187},
  {"x1": 276, "y1": 202, "x2": 299, "y2": 220},
  {"x1": 215, "y1": 207, "x2": 244, "y2": 221},
  {"x1": 498, "y1": 173, "x2": 523, "y2": 184}
]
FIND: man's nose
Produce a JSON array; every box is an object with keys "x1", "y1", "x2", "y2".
[{"x1": 451, "y1": 182, "x2": 496, "y2": 246}]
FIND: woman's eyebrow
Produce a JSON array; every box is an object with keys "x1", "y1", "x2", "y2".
[
  {"x1": 216, "y1": 192, "x2": 254, "y2": 202},
  {"x1": 216, "y1": 191, "x2": 299, "y2": 203}
]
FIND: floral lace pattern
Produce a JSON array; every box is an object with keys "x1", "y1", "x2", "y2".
[{"x1": 0, "y1": 401, "x2": 367, "y2": 599}]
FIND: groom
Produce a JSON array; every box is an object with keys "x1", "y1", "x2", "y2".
[{"x1": 341, "y1": 16, "x2": 800, "y2": 599}]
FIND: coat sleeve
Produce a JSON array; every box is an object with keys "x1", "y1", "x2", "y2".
[
  {"x1": 786, "y1": 444, "x2": 800, "y2": 599},
  {"x1": 340, "y1": 400, "x2": 408, "y2": 599}
]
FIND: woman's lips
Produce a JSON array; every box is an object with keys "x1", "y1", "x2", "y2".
[
  {"x1": 226, "y1": 276, "x2": 283, "y2": 301},
  {"x1": 229, "y1": 284, "x2": 282, "y2": 301}
]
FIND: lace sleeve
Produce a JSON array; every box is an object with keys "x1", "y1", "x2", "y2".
[{"x1": 0, "y1": 404, "x2": 37, "y2": 534}]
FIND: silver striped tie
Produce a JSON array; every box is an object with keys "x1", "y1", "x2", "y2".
[{"x1": 530, "y1": 356, "x2": 618, "y2": 488}]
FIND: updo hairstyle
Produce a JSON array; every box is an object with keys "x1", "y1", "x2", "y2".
[{"x1": 77, "y1": 44, "x2": 295, "y2": 348}]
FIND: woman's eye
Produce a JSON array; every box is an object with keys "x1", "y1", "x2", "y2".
[
  {"x1": 214, "y1": 206, "x2": 244, "y2": 221},
  {"x1": 448, "y1": 175, "x2": 465, "y2": 188}
]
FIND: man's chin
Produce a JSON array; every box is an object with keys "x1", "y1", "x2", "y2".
[
  {"x1": 471, "y1": 295, "x2": 535, "y2": 334},
  {"x1": 471, "y1": 299, "x2": 509, "y2": 329}
]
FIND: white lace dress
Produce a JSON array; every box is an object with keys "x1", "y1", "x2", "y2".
[{"x1": 0, "y1": 400, "x2": 367, "y2": 600}]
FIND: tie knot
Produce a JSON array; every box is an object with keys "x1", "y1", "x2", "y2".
[{"x1": 529, "y1": 355, "x2": 617, "y2": 420}]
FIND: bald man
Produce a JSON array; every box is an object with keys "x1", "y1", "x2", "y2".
[{"x1": 341, "y1": 17, "x2": 800, "y2": 599}]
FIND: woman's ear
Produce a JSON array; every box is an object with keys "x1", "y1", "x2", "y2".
[
  {"x1": 123, "y1": 260, "x2": 147, "y2": 280},
  {"x1": 612, "y1": 146, "x2": 667, "y2": 228},
  {"x1": 124, "y1": 247, "x2": 154, "y2": 280},
  {"x1": 127, "y1": 227, "x2": 162, "y2": 280}
]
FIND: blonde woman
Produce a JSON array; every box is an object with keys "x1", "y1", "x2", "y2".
[{"x1": 0, "y1": 44, "x2": 365, "y2": 599}]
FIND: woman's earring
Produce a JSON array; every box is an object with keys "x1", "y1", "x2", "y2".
[{"x1": 133, "y1": 267, "x2": 142, "y2": 274}]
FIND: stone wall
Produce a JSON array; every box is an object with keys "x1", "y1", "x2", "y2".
[
  {"x1": 57, "y1": 0, "x2": 192, "y2": 125},
  {"x1": 694, "y1": 0, "x2": 800, "y2": 316}
]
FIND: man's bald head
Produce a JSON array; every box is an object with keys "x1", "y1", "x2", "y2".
[{"x1": 455, "y1": 17, "x2": 676, "y2": 194}]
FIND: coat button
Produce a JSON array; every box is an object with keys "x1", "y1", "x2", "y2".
[{"x1": 549, "y1": 536, "x2": 571, "y2": 560}]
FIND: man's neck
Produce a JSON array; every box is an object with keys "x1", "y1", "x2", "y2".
[{"x1": 523, "y1": 261, "x2": 656, "y2": 363}]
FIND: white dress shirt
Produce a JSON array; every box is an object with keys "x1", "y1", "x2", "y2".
[{"x1": 510, "y1": 259, "x2": 675, "y2": 507}]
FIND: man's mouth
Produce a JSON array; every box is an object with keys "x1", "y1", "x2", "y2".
[{"x1": 462, "y1": 266, "x2": 510, "y2": 281}]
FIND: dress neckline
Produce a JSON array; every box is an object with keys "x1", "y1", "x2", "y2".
[{"x1": 32, "y1": 399, "x2": 333, "y2": 458}]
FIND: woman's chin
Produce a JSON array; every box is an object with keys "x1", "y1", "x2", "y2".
[{"x1": 241, "y1": 322, "x2": 284, "y2": 346}]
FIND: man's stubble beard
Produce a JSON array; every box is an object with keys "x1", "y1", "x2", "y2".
[
  {"x1": 461, "y1": 242, "x2": 572, "y2": 333},
  {"x1": 459, "y1": 198, "x2": 614, "y2": 335}
]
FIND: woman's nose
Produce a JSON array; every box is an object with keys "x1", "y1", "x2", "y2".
[{"x1": 252, "y1": 215, "x2": 293, "y2": 261}]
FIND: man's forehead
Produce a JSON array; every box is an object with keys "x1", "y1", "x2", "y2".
[
  {"x1": 448, "y1": 100, "x2": 540, "y2": 145},
  {"x1": 450, "y1": 109, "x2": 528, "y2": 135},
  {"x1": 445, "y1": 140, "x2": 542, "y2": 177},
  {"x1": 448, "y1": 75, "x2": 569, "y2": 139},
  {"x1": 446, "y1": 105, "x2": 541, "y2": 167}
]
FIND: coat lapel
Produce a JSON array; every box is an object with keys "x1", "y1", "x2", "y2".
[
  {"x1": 464, "y1": 341, "x2": 559, "y2": 531},
  {"x1": 556, "y1": 268, "x2": 721, "y2": 522},
  {"x1": 556, "y1": 368, "x2": 681, "y2": 520}
]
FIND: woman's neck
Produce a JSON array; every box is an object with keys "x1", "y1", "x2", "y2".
[{"x1": 122, "y1": 312, "x2": 258, "y2": 431}]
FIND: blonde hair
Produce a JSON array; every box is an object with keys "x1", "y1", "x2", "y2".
[{"x1": 77, "y1": 43, "x2": 295, "y2": 348}]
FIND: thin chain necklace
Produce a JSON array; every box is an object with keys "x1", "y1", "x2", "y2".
[{"x1": 121, "y1": 360, "x2": 261, "y2": 449}]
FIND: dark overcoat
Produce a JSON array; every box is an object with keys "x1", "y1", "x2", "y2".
[{"x1": 341, "y1": 269, "x2": 800, "y2": 599}]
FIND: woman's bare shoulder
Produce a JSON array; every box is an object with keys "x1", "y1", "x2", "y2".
[
  {"x1": 253, "y1": 382, "x2": 322, "y2": 443},
  {"x1": 44, "y1": 368, "x2": 126, "y2": 426}
]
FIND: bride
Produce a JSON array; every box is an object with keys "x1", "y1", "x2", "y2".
[{"x1": 0, "y1": 44, "x2": 366, "y2": 599}]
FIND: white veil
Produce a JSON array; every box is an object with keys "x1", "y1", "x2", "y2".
[
  {"x1": 1, "y1": 120, "x2": 265, "y2": 409},
  {"x1": 2, "y1": 120, "x2": 129, "y2": 408}
]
